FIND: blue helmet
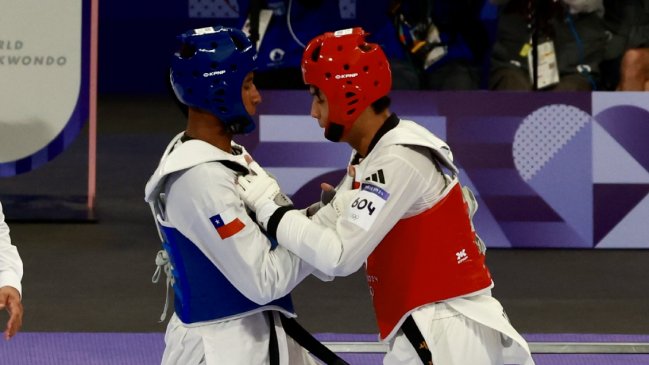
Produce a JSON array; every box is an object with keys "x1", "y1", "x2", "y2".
[{"x1": 170, "y1": 26, "x2": 257, "y2": 134}]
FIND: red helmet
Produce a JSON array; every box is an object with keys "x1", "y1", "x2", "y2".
[{"x1": 301, "y1": 28, "x2": 392, "y2": 141}]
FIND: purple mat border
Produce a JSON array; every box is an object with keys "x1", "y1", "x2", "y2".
[
  {"x1": 1, "y1": 332, "x2": 648, "y2": 365},
  {"x1": 315, "y1": 332, "x2": 649, "y2": 343},
  {"x1": 525, "y1": 333, "x2": 649, "y2": 343}
]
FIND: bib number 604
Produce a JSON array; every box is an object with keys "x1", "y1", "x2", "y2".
[{"x1": 351, "y1": 197, "x2": 376, "y2": 216}]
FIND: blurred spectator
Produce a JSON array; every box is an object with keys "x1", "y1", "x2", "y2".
[
  {"x1": 247, "y1": 0, "x2": 381, "y2": 89},
  {"x1": 601, "y1": 0, "x2": 649, "y2": 90},
  {"x1": 385, "y1": 0, "x2": 491, "y2": 90},
  {"x1": 489, "y1": 0, "x2": 608, "y2": 91},
  {"x1": 242, "y1": 0, "x2": 349, "y2": 89},
  {"x1": 242, "y1": 0, "x2": 493, "y2": 91}
]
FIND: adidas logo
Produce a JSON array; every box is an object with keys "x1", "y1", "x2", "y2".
[{"x1": 365, "y1": 169, "x2": 385, "y2": 184}]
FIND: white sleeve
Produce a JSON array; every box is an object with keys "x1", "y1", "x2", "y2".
[
  {"x1": 275, "y1": 145, "x2": 446, "y2": 277},
  {"x1": 165, "y1": 163, "x2": 315, "y2": 305},
  {"x1": 0, "y1": 202, "x2": 23, "y2": 295}
]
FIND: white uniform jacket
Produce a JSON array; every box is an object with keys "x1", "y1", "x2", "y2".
[
  {"x1": 144, "y1": 132, "x2": 320, "y2": 365},
  {"x1": 273, "y1": 116, "x2": 534, "y2": 365},
  {"x1": 0, "y1": 201, "x2": 23, "y2": 295}
]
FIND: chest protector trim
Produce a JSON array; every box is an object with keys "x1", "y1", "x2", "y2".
[
  {"x1": 159, "y1": 224, "x2": 295, "y2": 324},
  {"x1": 366, "y1": 183, "x2": 492, "y2": 340}
]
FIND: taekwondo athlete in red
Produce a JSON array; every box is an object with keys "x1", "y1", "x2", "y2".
[
  {"x1": 144, "y1": 26, "x2": 346, "y2": 365},
  {"x1": 237, "y1": 28, "x2": 535, "y2": 365}
]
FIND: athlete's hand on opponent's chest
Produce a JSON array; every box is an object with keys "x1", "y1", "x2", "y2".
[{"x1": 236, "y1": 156, "x2": 292, "y2": 230}]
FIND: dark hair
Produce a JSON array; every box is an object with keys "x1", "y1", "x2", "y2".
[{"x1": 371, "y1": 96, "x2": 391, "y2": 114}]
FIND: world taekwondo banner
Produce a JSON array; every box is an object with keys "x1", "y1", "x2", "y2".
[
  {"x1": 0, "y1": 0, "x2": 90, "y2": 177},
  {"x1": 249, "y1": 91, "x2": 649, "y2": 249}
]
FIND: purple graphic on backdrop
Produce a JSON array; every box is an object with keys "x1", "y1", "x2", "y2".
[
  {"x1": 592, "y1": 103, "x2": 649, "y2": 248},
  {"x1": 513, "y1": 105, "x2": 594, "y2": 247},
  {"x1": 596, "y1": 106, "x2": 649, "y2": 172},
  {"x1": 249, "y1": 91, "x2": 649, "y2": 249},
  {"x1": 442, "y1": 93, "x2": 592, "y2": 248}
]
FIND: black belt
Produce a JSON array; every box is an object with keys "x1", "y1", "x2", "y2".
[
  {"x1": 402, "y1": 315, "x2": 434, "y2": 365},
  {"x1": 267, "y1": 312, "x2": 280, "y2": 365},
  {"x1": 266, "y1": 311, "x2": 349, "y2": 365}
]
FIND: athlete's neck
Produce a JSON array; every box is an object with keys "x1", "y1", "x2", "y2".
[
  {"x1": 185, "y1": 107, "x2": 233, "y2": 153},
  {"x1": 345, "y1": 108, "x2": 391, "y2": 157}
]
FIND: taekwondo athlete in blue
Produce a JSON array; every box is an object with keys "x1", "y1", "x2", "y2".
[{"x1": 144, "y1": 26, "x2": 344, "y2": 365}]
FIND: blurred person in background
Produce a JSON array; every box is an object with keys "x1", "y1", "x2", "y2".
[
  {"x1": 387, "y1": 0, "x2": 492, "y2": 90},
  {"x1": 0, "y1": 201, "x2": 23, "y2": 340},
  {"x1": 601, "y1": 0, "x2": 649, "y2": 90},
  {"x1": 245, "y1": 0, "x2": 493, "y2": 91},
  {"x1": 489, "y1": 0, "x2": 608, "y2": 91}
]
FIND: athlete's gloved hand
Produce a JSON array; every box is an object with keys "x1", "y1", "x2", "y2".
[
  {"x1": 305, "y1": 183, "x2": 336, "y2": 217},
  {"x1": 237, "y1": 156, "x2": 292, "y2": 230},
  {"x1": 305, "y1": 165, "x2": 356, "y2": 217}
]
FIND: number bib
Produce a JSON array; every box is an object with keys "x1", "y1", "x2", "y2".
[{"x1": 344, "y1": 183, "x2": 389, "y2": 230}]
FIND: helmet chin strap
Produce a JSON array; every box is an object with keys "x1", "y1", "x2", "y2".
[
  {"x1": 324, "y1": 123, "x2": 345, "y2": 142},
  {"x1": 227, "y1": 115, "x2": 254, "y2": 135}
]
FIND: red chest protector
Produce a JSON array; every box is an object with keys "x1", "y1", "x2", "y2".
[{"x1": 365, "y1": 183, "x2": 492, "y2": 340}]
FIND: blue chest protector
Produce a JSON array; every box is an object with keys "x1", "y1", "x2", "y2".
[{"x1": 159, "y1": 224, "x2": 295, "y2": 324}]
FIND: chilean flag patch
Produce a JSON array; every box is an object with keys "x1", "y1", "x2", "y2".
[{"x1": 210, "y1": 208, "x2": 245, "y2": 239}]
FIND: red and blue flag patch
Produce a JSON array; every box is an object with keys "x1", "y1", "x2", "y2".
[{"x1": 210, "y1": 208, "x2": 245, "y2": 239}]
